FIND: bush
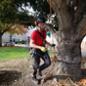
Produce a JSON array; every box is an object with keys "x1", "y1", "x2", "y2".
[{"x1": 15, "y1": 40, "x2": 26, "y2": 44}]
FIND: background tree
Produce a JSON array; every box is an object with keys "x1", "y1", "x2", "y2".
[
  {"x1": 0, "y1": 0, "x2": 35, "y2": 46},
  {"x1": 0, "y1": 0, "x2": 16, "y2": 46}
]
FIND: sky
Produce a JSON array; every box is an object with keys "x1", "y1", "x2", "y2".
[{"x1": 18, "y1": 3, "x2": 35, "y2": 16}]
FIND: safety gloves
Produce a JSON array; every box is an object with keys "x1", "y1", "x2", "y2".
[
  {"x1": 40, "y1": 47, "x2": 47, "y2": 52},
  {"x1": 39, "y1": 44, "x2": 55, "y2": 52}
]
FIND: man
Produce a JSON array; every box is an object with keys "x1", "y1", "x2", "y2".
[{"x1": 30, "y1": 20, "x2": 55, "y2": 80}]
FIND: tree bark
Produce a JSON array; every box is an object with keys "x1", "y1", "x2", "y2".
[
  {"x1": 48, "y1": 0, "x2": 83, "y2": 80},
  {"x1": 54, "y1": 31, "x2": 81, "y2": 80}
]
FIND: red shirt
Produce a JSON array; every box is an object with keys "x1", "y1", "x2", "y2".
[{"x1": 31, "y1": 30, "x2": 46, "y2": 46}]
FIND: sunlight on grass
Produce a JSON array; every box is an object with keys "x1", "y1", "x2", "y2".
[{"x1": 0, "y1": 47, "x2": 30, "y2": 61}]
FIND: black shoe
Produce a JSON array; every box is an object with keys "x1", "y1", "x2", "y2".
[
  {"x1": 32, "y1": 75, "x2": 37, "y2": 81},
  {"x1": 39, "y1": 71, "x2": 42, "y2": 76},
  {"x1": 37, "y1": 71, "x2": 42, "y2": 79}
]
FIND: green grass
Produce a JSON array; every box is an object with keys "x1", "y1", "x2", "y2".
[{"x1": 0, "y1": 47, "x2": 29, "y2": 61}]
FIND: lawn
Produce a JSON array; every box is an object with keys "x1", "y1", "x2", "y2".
[{"x1": 0, "y1": 47, "x2": 29, "y2": 61}]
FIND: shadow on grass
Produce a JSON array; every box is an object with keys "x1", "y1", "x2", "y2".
[{"x1": 0, "y1": 70, "x2": 21, "y2": 85}]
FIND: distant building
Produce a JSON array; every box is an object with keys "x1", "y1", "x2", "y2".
[{"x1": 2, "y1": 32, "x2": 27, "y2": 46}]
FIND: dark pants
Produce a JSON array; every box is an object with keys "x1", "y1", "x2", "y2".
[{"x1": 32, "y1": 49, "x2": 51, "y2": 76}]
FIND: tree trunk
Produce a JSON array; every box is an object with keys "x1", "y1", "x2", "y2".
[
  {"x1": 54, "y1": 31, "x2": 81, "y2": 80},
  {"x1": 0, "y1": 33, "x2": 2, "y2": 47},
  {"x1": 9, "y1": 34, "x2": 13, "y2": 46},
  {"x1": 48, "y1": 0, "x2": 82, "y2": 80}
]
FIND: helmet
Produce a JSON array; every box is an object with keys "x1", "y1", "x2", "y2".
[
  {"x1": 36, "y1": 14, "x2": 46, "y2": 23},
  {"x1": 35, "y1": 14, "x2": 46, "y2": 26}
]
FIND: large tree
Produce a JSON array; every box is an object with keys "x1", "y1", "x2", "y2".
[
  {"x1": 48, "y1": 0, "x2": 86, "y2": 80},
  {"x1": 27, "y1": 0, "x2": 86, "y2": 80},
  {"x1": 0, "y1": 0, "x2": 16, "y2": 46}
]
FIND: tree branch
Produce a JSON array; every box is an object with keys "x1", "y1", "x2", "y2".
[
  {"x1": 77, "y1": 15, "x2": 86, "y2": 37},
  {"x1": 74, "y1": 0, "x2": 84, "y2": 25},
  {"x1": 2, "y1": 24, "x2": 13, "y2": 34},
  {"x1": 48, "y1": 0, "x2": 72, "y2": 31}
]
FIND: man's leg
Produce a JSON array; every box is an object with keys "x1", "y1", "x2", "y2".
[
  {"x1": 39, "y1": 52, "x2": 51, "y2": 75},
  {"x1": 32, "y1": 56, "x2": 40, "y2": 80}
]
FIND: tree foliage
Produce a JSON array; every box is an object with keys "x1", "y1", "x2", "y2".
[
  {"x1": 0, "y1": 0, "x2": 35, "y2": 34},
  {"x1": 0, "y1": 0, "x2": 34, "y2": 46},
  {"x1": 0, "y1": 0, "x2": 17, "y2": 23},
  {"x1": 27, "y1": 0, "x2": 50, "y2": 15}
]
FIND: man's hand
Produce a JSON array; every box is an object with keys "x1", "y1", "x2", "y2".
[{"x1": 40, "y1": 47, "x2": 47, "y2": 52}]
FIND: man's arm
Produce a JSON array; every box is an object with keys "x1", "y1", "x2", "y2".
[
  {"x1": 30, "y1": 39, "x2": 47, "y2": 52},
  {"x1": 45, "y1": 40, "x2": 51, "y2": 46},
  {"x1": 45, "y1": 40, "x2": 55, "y2": 47},
  {"x1": 30, "y1": 39, "x2": 41, "y2": 49}
]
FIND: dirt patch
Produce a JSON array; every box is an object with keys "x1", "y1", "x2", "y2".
[
  {"x1": 0, "y1": 70, "x2": 21, "y2": 85},
  {"x1": 0, "y1": 59, "x2": 30, "y2": 86},
  {"x1": 0, "y1": 58, "x2": 86, "y2": 86}
]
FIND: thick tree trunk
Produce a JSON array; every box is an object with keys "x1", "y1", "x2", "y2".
[
  {"x1": 54, "y1": 31, "x2": 81, "y2": 80},
  {"x1": 48, "y1": 0, "x2": 82, "y2": 80}
]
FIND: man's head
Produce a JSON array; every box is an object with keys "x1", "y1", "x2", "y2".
[
  {"x1": 35, "y1": 14, "x2": 47, "y2": 30},
  {"x1": 35, "y1": 21, "x2": 46, "y2": 30}
]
